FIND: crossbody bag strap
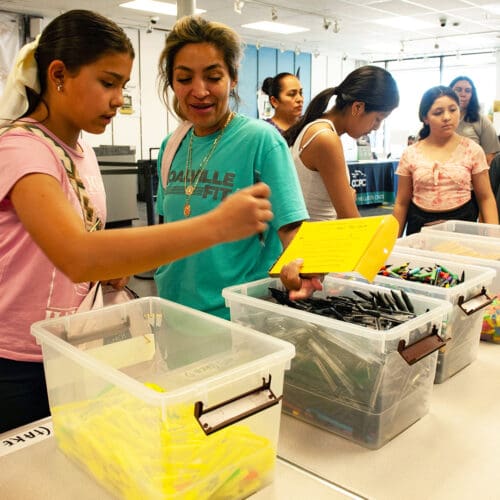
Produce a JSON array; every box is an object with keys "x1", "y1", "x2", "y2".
[
  {"x1": 161, "y1": 120, "x2": 193, "y2": 189},
  {"x1": 0, "y1": 124, "x2": 103, "y2": 232}
]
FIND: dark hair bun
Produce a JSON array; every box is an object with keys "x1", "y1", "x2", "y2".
[{"x1": 261, "y1": 77, "x2": 274, "y2": 95}]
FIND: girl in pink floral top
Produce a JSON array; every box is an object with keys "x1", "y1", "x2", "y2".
[{"x1": 393, "y1": 86, "x2": 498, "y2": 236}]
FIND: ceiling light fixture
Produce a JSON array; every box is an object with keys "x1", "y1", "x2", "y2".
[
  {"x1": 323, "y1": 17, "x2": 332, "y2": 30},
  {"x1": 271, "y1": 7, "x2": 278, "y2": 21},
  {"x1": 234, "y1": 0, "x2": 244, "y2": 14},
  {"x1": 332, "y1": 19, "x2": 340, "y2": 34},
  {"x1": 120, "y1": 0, "x2": 205, "y2": 16},
  {"x1": 294, "y1": 46, "x2": 301, "y2": 56}
]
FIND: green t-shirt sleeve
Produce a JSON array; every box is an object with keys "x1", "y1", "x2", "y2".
[{"x1": 257, "y1": 131, "x2": 309, "y2": 230}]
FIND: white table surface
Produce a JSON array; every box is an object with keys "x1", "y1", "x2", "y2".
[
  {"x1": 277, "y1": 341, "x2": 500, "y2": 500},
  {"x1": 0, "y1": 420, "x2": 356, "y2": 500},
  {"x1": 1, "y1": 342, "x2": 498, "y2": 500}
]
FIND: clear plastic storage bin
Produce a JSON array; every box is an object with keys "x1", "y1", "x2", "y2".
[
  {"x1": 373, "y1": 250, "x2": 495, "y2": 383},
  {"x1": 31, "y1": 297, "x2": 295, "y2": 500},
  {"x1": 396, "y1": 232, "x2": 500, "y2": 294},
  {"x1": 223, "y1": 276, "x2": 451, "y2": 449},
  {"x1": 422, "y1": 219, "x2": 500, "y2": 239}
]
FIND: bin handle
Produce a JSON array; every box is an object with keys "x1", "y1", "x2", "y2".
[
  {"x1": 458, "y1": 287, "x2": 493, "y2": 316},
  {"x1": 398, "y1": 326, "x2": 446, "y2": 365},
  {"x1": 194, "y1": 375, "x2": 281, "y2": 435}
]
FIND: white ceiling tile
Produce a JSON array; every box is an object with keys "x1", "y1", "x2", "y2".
[{"x1": 2, "y1": 0, "x2": 498, "y2": 59}]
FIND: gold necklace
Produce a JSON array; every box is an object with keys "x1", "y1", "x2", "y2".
[{"x1": 183, "y1": 112, "x2": 235, "y2": 217}]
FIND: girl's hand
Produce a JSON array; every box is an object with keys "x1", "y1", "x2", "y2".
[
  {"x1": 102, "y1": 277, "x2": 130, "y2": 290},
  {"x1": 212, "y1": 182, "x2": 273, "y2": 242}
]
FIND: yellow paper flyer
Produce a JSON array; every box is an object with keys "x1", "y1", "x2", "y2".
[{"x1": 269, "y1": 215, "x2": 398, "y2": 281}]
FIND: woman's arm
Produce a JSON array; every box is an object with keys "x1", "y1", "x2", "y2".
[
  {"x1": 472, "y1": 170, "x2": 499, "y2": 224},
  {"x1": 299, "y1": 126, "x2": 360, "y2": 219},
  {"x1": 392, "y1": 175, "x2": 413, "y2": 237},
  {"x1": 10, "y1": 173, "x2": 273, "y2": 282}
]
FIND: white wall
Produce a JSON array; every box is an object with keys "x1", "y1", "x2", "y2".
[
  {"x1": 83, "y1": 28, "x2": 165, "y2": 160},
  {"x1": 311, "y1": 53, "x2": 357, "y2": 99},
  {"x1": 0, "y1": 12, "x2": 21, "y2": 95}
]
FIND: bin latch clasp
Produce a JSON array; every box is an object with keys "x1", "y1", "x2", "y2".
[
  {"x1": 398, "y1": 325, "x2": 446, "y2": 365},
  {"x1": 458, "y1": 287, "x2": 492, "y2": 316},
  {"x1": 194, "y1": 375, "x2": 281, "y2": 435}
]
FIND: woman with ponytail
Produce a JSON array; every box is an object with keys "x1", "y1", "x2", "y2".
[
  {"x1": 393, "y1": 85, "x2": 498, "y2": 236},
  {"x1": 284, "y1": 65, "x2": 399, "y2": 221}
]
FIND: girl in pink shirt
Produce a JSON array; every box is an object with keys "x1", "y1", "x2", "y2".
[
  {"x1": 0, "y1": 10, "x2": 273, "y2": 433},
  {"x1": 393, "y1": 86, "x2": 498, "y2": 236}
]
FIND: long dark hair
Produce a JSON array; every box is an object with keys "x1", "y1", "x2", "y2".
[
  {"x1": 418, "y1": 85, "x2": 459, "y2": 139},
  {"x1": 24, "y1": 9, "x2": 134, "y2": 118},
  {"x1": 261, "y1": 72, "x2": 294, "y2": 107},
  {"x1": 449, "y1": 75, "x2": 480, "y2": 123},
  {"x1": 284, "y1": 65, "x2": 399, "y2": 146}
]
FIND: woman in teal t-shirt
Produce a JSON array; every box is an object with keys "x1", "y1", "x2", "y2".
[{"x1": 155, "y1": 16, "x2": 318, "y2": 318}]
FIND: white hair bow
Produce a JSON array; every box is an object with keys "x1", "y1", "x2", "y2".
[{"x1": 0, "y1": 35, "x2": 41, "y2": 126}]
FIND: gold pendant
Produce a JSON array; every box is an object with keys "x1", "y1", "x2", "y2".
[
  {"x1": 185, "y1": 185, "x2": 194, "y2": 196},
  {"x1": 183, "y1": 203, "x2": 191, "y2": 217}
]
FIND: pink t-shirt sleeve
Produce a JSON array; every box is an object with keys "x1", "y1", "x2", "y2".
[
  {"x1": 0, "y1": 133, "x2": 64, "y2": 200},
  {"x1": 467, "y1": 139, "x2": 489, "y2": 175},
  {"x1": 395, "y1": 148, "x2": 413, "y2": 176}
]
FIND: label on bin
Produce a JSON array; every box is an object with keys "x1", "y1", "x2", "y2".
[{"x1": 0, "y1": 421, "x2": 54, "y2": 457}]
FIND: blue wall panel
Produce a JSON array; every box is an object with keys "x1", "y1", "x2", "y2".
[
  {"x1": 257, "y1": 47, "x2": 277, "y2": 92},
  {"x1": 238, "y1": 45, "x2": 258, "y2": 118},
  {"x1": 277, "y1": 51, "x2": 294, "y2": 74},
  {"x1": 238, "y1": 45, "x2": 312, "y2": 118}
]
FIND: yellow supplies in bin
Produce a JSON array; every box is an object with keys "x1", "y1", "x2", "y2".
[
  {"x1": 223, "y1": 276, "x2": 451, "y2": 449},
  {"x1": 31, "y1": 297, "x2": 295, "y2": 500},
  {"x1": 373, "y1": 251, "x2": 495, "y2": 383}
]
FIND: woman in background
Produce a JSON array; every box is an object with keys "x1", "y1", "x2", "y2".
[
  {"x1": 261, "y1": 72, "x2": 303, "y2": 134},
  {"x1": 393, "y1": 85, "x2": 498, "y2": 236},
  {"x1": 284, "y1": 65, "x2": 399, "y2": 221},
  {"x1": 449, "y1": 76, "x2": 499, "y2": 165}
]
